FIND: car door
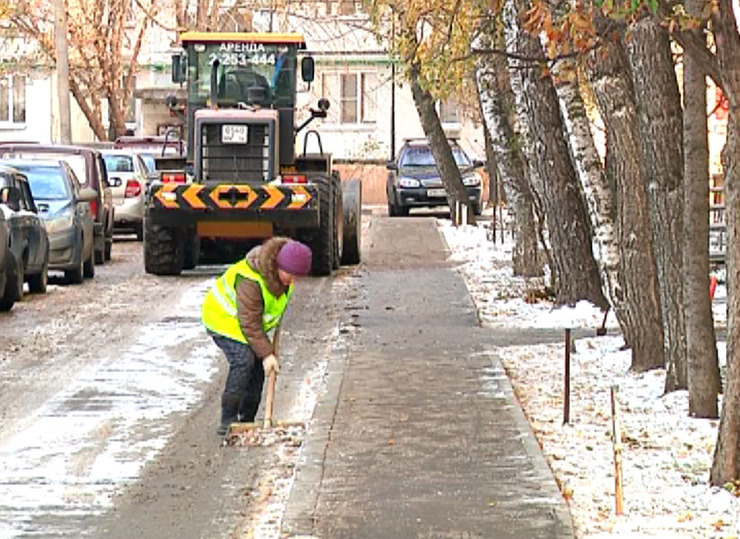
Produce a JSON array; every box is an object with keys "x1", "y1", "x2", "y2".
[
  {"x1": 68, "y1": 168, "x2": 94, "y2": 257},
  {"x1": 17, "y1": 174, "x2": 48, "y2": 272}
]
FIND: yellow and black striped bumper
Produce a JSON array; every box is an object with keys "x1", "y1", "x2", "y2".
[{"x1": 146, "y1": 182, "x2": 320, "y2": 229}]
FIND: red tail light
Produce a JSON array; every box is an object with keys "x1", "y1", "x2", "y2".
[
  {"x1": 90, "y1": 199, "x2": 98, "y2": 217},
  {"x1": 282, "y1": 173, "x2": 307, "y2": 184},
  {"x1": 125, "y1": 179, "x2": 142, "y2": 198},
  {"x1": 162, "y1": 172, "x2": 186, "y2": 183}
]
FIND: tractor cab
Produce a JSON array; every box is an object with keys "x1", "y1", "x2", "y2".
[{"x1": 170, "y1": 33, "x2": 317, "y2": 175}]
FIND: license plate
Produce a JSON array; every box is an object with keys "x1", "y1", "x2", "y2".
[
  {"x1": 222, "y1": 124, "x2": 248, "y2": 144},
  {"x1": 427, "y1": 188, "x2": 446, "y2": 198}
]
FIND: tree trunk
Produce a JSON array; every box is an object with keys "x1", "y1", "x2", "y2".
[
  {"x1": 584, "y1": 35, "x2": 665, "y2": 372},
  {"x1": 683, "y1": 0, "x2": 720, "y2": 418},
  {"x1": 548, "y1": 57, "x2": 623, "y2": 317},
  {"x1": 504, "y1": 0, "x2": 607, "y2": 308},
  {"x1": 626, "y1": 19, "x2": 687, "y2": 391},
  {"x1": 475, "y1": 30, "x2": 543, "y2": 277},
  {"x1": 407, "y1": 58, "x2": 475, "y2": 225},
  {"x1": 711, "y1": 0, "x2": 740, "y2": 487}
]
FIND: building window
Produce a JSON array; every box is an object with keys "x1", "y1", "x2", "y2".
[
  {"x1": 340, "y1": 74, "x2": 358, "y2": 123},
  {"x1": 327, "y1": 72, "x2": 376, "y2": 125},
  {"x1": 439, "y1": 98, "x2": 459, "y2": 124},
  {"x1": 361, "y1": 73, "x2": 377, "y2": 123},
  {"x1": 0, "y1": 74, "x2": 26, "y2": 125}
]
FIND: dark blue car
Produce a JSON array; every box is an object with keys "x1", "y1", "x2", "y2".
[{"x1": 0, "y1": 165, "x2": 50, "y2": 309}]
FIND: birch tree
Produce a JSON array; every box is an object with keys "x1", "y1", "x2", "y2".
[
  {"x1": 476, "y1": 40, "x2": 544, "y2": 277},
  {"x1": 504, "y1": 0, "x2": 608, "y2": 308}
]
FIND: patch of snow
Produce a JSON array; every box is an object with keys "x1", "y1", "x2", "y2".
[
  {"x1": 439, "y1": 217, "x2": 739, "y2": 539},
  {"x1": 0, "y1": 281, "x2": 218, "y2": 538}
]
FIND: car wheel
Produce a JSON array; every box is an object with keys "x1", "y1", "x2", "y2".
[
  {"x1": 0, "y1": 253, "x2": 23, "y2": 311},
  {"x1": 28, "y1": 260, "x2": 48, "y2": 294},
  {"x1": 105, "y1": 236, "x2": 113, "y2": 260},
  {"x1": 65, "y1": 243, "x2": 84, "y2": 284},
  {"x1": 397, "y1": 204, "x2": 409, "y2": 217},
  {"x1": 135, "y1": 223, "x2": 144, "y2": 242},
  {"x1": 472, "y1": 202, "x2": 482, "y2": 216},
  {"x1": 83, "y1": 247, "x2": 95, "y2": 278}
]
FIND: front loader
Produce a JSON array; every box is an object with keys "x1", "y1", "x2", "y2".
[{"x1": 143, "y1": 32, "x2": 361, "y2": 276}]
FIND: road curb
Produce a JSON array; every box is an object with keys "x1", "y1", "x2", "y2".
[{"x1": 281, "y1": 319, "x2": 350, "y2": 536}]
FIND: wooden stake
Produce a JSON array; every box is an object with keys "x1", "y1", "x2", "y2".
[
  {"x1": 564, "y1": 328, "x2": 571, "y2": 424},
  {"x1": 611, "y1": 384, "x2": 624, "y2": 516}
]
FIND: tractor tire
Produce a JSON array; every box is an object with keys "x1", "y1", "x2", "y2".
[
  {"x1": 0, "y1": 252, "x2": 23, "y2": 311},
  {"x1": 332, "y1": 172, "x2": 343, "y2": 270},
  {"x1": 144, "y1": 221, "x2": 184, "y2": 276},
  {"x1": 306, "y1": 174, "x2": 334, "y2": 276},
  {"x1": 341, "y1": 178, "x2": 362, "y2": 265}
]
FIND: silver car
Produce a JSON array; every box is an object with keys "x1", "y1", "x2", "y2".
[
  {"x1": 3, "y1": 160, "x2": 96, "y2": 284},
  {"x1": 101, "y1": 150, "x2": 148, "y2": 241}
]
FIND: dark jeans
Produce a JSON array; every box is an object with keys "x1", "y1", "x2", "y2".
[{"x1": 211, "y1": 333, "x2": 265, "y2": 421}]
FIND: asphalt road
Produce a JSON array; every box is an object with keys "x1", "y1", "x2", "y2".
[{"x1": 0, "y1": 229, "x2": 360, "y2": 538}]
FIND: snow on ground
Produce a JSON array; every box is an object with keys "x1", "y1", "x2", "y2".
[{"x1": 439, "y1": 216, "x2": 740, "y2": 539}]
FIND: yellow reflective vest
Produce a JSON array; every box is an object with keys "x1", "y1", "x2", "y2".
[{"x1": 201, "y1": 258, "x2": 293, "y2": 344}]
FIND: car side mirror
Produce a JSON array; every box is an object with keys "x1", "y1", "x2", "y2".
[
  {"x1": 171, "y1": 53, "x2": 186, "y2": 84},
  {"x1": 472, "y1": 159, "x2": 485, "y2": 168},
  {"x1": 0, "y1": 186, "x2": 21, "y2": 211},
  {"x1": 108, "y1": 176, "x2": 123, "y2": 188},
  {"x1": 78, "y1": 187, "x2": 98, "y2": 203},
  {"x1": 386, "y1": 161, "x2": 398, "y2": 172},
  {"x1": 301, "y1": 57, "x2": 315, "y2": 84}
]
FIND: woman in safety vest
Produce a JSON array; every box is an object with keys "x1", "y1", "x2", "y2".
[{"x1": 202, "y1": 236, "x2": 312, "y2": 435}]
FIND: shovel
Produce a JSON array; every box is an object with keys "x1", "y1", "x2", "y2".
[{"x1": 224, "y1": 370, "x2": 305, "y2": 445}]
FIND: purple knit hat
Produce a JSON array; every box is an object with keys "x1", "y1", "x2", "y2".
[{"x1": 276, "y1": 240, "x2": 313, "y2": 276}]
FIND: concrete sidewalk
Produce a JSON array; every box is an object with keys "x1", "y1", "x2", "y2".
[{"x1": 283, "y1": 215, "x2": 574, "y2": 538}]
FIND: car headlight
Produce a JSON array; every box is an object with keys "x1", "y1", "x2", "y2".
[
  {"x1": 462, "y1": 173, "x2": 481, "y2": 187},
  {"x1": 46, "y1": 213, "x2": 75, "y2": 234},
  {"x1": 398, "y1": 177, "x2": 421, "y2": 188}
]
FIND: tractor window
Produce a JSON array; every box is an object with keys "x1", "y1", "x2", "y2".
[{"x1": 187, "y1": 42, "x2": 297, "y2": 109}]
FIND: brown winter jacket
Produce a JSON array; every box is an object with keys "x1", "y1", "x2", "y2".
[{"x1": 235, "y1": 237, "x2": 290, "y2": 358}]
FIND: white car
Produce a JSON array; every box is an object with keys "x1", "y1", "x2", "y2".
[{"x1": 101, "y1": 150, "x2": 148, "y2": 241}]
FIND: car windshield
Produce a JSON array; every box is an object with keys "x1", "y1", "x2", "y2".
[
  {"x1": 14, "y1": 165, "x2": 70, "y2": 201},
  {"x1": 0, "y1": 151, "x2": 87, "y2": 185},
  {"x1": 400, "y1": 146, "x2": 471, "y2": 167},
  {"x1": 103, "y1": 154, "x2": 135, "y2": 173},
  {"x1": 137, "y1": 153, "x2": 156, "y2": 173}
]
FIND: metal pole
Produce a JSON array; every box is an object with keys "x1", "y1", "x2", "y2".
[
  {"x1": 390, "y1": 19, "x2": 396, "y2": 162},
  {"x1": 564, "y1": 328, "x2": 571, "y2": 424},
  {"x1": 53, "y1": 0, "x2": 72, "y2": 143}
]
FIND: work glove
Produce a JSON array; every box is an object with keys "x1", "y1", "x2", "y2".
[{"x1": 263, "y1": 353, "x2": 280, "y2": 376}]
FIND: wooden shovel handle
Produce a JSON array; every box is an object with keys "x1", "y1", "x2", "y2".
[{"x1": 263, "y1": 370, "x2": 277, "y2": 429}]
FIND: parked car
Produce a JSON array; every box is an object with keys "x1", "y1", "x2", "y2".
[
  {"x1": 1, "y1": 160, "x2": 96, "y2": 284},
  {"x1": 0, "y1": 205, "x2": 20, "y2": 311},
  {"x1": 386, "y1": 139, "x2": 484, "y2": 217},
  {"x1": 0, "y1": 144, "x2": 115, "y2": 264},
  {"x1": 101, "y1": 149, "x2": 148, "y2": 240},
  {"x1": 0, "y1": 165, "x2": 51, "y2": 298}
]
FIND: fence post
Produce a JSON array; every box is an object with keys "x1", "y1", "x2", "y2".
[{"x1": 564, "y1": 328, "x2": 571, "y2": 424}]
